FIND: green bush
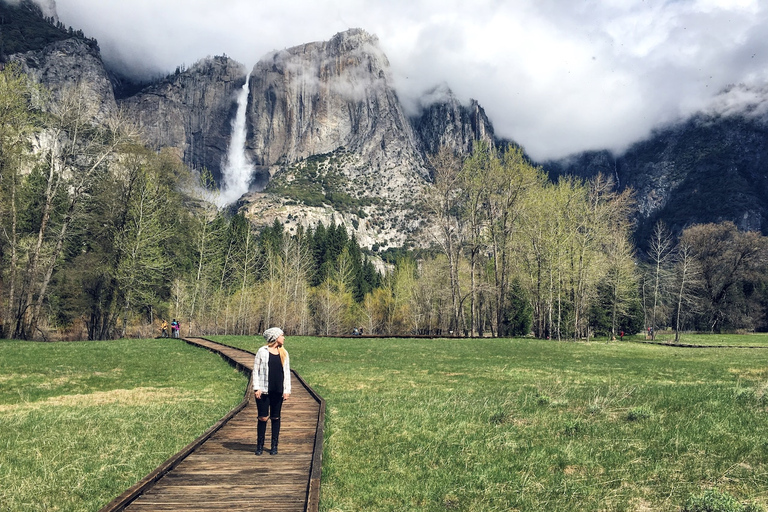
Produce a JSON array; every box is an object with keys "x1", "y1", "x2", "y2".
[{"x1": 626, "y1": 406, "x2": 652, "y2": 421}]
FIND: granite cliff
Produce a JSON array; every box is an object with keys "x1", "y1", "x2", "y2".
[
  {"x1": 241, "y1": 29, "x2": 435, "y2": 247},
  {"x1": 119, "y1": 56, "x2": 246, "y2": 177},
  {"x1": 3, "y1": 19, "x2": 493, "y2": 248},
  {"x1": 8, "y1": 37, "x2": 116, "y2": 121},
  {"x1": 411, "y1": 84, "x2": 496, "y2": 157}
]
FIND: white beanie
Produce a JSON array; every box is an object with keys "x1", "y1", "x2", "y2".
[{"x1": 263, "y1": 327, "x2": 284, "y2": 343}]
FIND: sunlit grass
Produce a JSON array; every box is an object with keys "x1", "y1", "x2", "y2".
[
  {"x1": 642, "y1": 332, "x2": 768, "y2": 347},
  {"x1": 214, "y1": 334, "x2": 768, "y2": 511},
  {"x1": 5, "y1": 334, "x2": 768, "y2": 511},
  {"x1": 0, "y1": 338, "x2": 246, "y2": 511}
]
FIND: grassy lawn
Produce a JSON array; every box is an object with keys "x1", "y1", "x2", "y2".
[
  {"x1": 213, "y1": 334, "x2": 768, "y2": 511},
  {"x1": 637, "y1": 332, "x2": 768, "y2": 347},
  {"x1": 0, "y1": 338, "x2": 246, "y2": 512}
]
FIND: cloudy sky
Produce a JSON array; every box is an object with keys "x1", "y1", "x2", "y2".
[{"x1": 45, "y1": 0, "x2": 768, "y2": 161}]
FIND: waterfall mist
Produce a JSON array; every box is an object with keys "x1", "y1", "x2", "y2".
[{"x1": 218, "y1": 75, "x2": 254, "y2": 206}]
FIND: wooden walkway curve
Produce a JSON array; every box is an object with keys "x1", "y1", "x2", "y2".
[{"x1": 99, "y1": 337, "x2": 325, "y2": 512}]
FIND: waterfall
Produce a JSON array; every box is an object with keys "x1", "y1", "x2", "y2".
[{"x1": 218, "y1": 74, "x2": 253, "y2": 206}]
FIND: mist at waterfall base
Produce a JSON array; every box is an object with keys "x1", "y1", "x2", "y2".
[{"x1": 217, "y1": 75, "x2": 261, "y2": 207}]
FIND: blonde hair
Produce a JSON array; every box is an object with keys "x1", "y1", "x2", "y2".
[{"x1": 267, "y1": 340, "x2": 288, "y2": 366}]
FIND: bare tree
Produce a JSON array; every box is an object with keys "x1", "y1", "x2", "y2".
[
  {"x1": 481, "y1": 145, "x2": 541, "y2": 336},
  {"x1": 16, "y1": 84, "x2": 135, "y2": 339},
  {"x1": 644, "y1": 221, "x2": 674, "y2": 340},
  {"x1": 671, "y1": 238, "x2": 702, "y2": 341},
  {"x1": 187, "y1": 169, "x2": 222, "y2": 335},
  {"x1": 459, "y1": 152, "x2": 489, "y2": 336},
  {"x1": 0, "y1": 64, "x2": 38, "y2": 338},
  {"x1": 276, "y1": 232, "x2": 312, "y2": 334},
  {"x1": 423, "y1": 147, "x2": 465, "y2": 334}
]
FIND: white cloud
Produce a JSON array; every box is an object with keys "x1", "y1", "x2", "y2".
[{"x1": 46, "y1": 0, "x2": 768, "y2": 161}]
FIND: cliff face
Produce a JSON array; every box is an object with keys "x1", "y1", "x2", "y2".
[
  {"x1": 411, "y1": 85, "x2": 496, "y2": 157},
  {"x1": 246, "y1": 29, "x2": 426, "y2": 197},
  {"x1": 9, "y1": 38, "x2": 116, "y2": 120},
  {"x1": 119, "y1": 56, "x2": 246, "y2": 181}
]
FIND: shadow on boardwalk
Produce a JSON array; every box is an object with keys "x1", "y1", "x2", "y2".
[{"x1": 99, "y1": 337, "x2": 325, "y2": 512}]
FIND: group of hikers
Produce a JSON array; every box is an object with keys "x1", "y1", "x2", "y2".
[{"x1": 160, "y1": 319, "x2": 181, "y2": 338}]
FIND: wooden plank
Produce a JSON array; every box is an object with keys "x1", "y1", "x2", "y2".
[{"x1": 99, "y1": 337, "x2": 325, "y2": 512}]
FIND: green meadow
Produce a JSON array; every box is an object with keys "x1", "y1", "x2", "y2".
[
  {"x1": 215, "y1": 335, "x2": 768, "y2": 511},
  {"x1": 0, "y1": 338, "x2": 245, "y2": 511},
  {"x1": 3, "y1": 335, "x2": 768, "y2": 511},
  {"x1": 639, "y1": 332, "x2": 768, "y2": 347}
]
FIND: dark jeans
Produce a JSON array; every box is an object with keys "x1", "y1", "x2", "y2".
[{"x1": 256, "y1": 392, "x2": 284, "y2": 419}]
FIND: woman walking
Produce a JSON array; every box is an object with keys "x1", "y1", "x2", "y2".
[{"x1": 254, "y1": 327, "x2": 291, "y2": 455}]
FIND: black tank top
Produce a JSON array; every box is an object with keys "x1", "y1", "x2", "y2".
[{"x1": 268, "y1": 352, "x2": 284, "y2": 395}]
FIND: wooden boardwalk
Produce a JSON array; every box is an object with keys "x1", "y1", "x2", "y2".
[{"x1": 100, "y1": 337, "x2": 324, "y2": 512}]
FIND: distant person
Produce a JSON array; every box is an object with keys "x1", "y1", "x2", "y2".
[
  {"x1": 352, "y1": 327, "x2": 360, "y2": 336},
  {"x1": 171, "y1": 319, "x2": 179, "y2": 338},
  {"x1": 161, "y1": 320, "x2": 168, "y2": 338},
  {"x1": 254, "y1": 327, "x2": 291, "y2": 455}
]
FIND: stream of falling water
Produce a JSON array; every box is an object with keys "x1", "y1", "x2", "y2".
[{"x1": 218, "y1": 74, "x2": 252, "y2": 206}]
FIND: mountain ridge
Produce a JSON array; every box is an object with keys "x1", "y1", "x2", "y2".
[
  {"x1": 543, "y1": 103, "x2": 768, "y2": 246},
  {"x1": 5, "y1": 0, "x2": 768, "y2": 252}
]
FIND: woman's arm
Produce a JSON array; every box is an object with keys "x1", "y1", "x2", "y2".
[
  {"x1": 254, "y1": 349, "x2": 266, "y2": 397},
  {"x1": 283, "y1": 353, "x2": 291, "y2": 398}
]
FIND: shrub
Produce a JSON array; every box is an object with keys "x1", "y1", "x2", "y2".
[
  {"x1": 562, "y1": 419, "x2": 583, "y2": 437},
  {"x1": 489, "y1": 410, "x2": 507, "y2": 425},
  {"x1": 626, "y1": 406, "x2": 652, "y2": 421}
]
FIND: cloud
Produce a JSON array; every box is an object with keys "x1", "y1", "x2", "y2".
[{"x1": 47, "y1": 0, "x2": 768, "y2": 161}]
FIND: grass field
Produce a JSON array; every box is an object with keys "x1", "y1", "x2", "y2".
[
  {"x1": 629, "y1": 332, "x2": 768, "y2": 347},
  {"x1": 3, "y1": 335, "x2": 768, "y2": 511},
  {"x1": 213, "y1": 334, "x2": 768, "y2": 511},
  {"x1": 0, "y1": 338, "x2": 246, "y2": 511}
]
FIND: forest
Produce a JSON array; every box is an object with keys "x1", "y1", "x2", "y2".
[{"x1": 2, "y1": 64, "x2": 768, "y2": 341}]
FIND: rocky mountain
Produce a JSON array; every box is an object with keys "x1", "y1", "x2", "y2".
[
  {"x1": 2, "y1": 0, "x2": 111, "y2": 120},
  {"x1": 411, "y1": 84, "x2": 496, "y2": 157},
  {"x1": 240, "y1": 29, "x2": 456, "y2": 247},
  {"x1": 236, "y1": 30, "x2": 417, "y2": 245},
  {"x1": 248, "y1": 30, "x2": 420, "y2": 170},
  {"x1": 9, "y1": 38, "x2": 116, "y2": 120},
  {"x1": 119, "y1": 56, "x2": 246, "y2": 178},
  {"x1": 543, "y1": 94, "x2": 768, "y2": 247},
  {"x1": 8, "y1": 0, "x2": 768, "y2": 252},
  {"x1": 3, "y1": 11, "x2": 494, "y2": 248}
]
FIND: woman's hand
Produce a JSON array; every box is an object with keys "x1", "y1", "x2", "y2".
[
  {"x1": 283, "y1": 392, "x2": 290, "y2": 400},
  {"x1": 255, "y1": 390, "x2": 262, "y2": 399}
]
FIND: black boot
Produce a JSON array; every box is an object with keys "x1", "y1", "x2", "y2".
[
  {"x1": 255, "y1": 420, "x2": 267, "y2": 455},
  {"x1": 269, "y1": 418, "x2": 280, "y2": 455}
]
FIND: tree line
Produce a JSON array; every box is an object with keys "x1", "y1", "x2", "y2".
[{"x1": 3, "y1": 64, "x2": 768, "y2": 340}]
